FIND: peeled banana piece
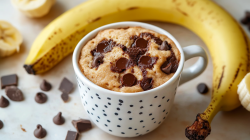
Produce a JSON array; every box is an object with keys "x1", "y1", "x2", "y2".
[
  {"x1": 0, "y1": 20, "x2": 23, "y2": 58},
  {"x1": 11, "y1": 0, "x2": 56, "y2": 18},
  {"x1": 238, "y1": 73, "x2": 250, "y2": 111}
]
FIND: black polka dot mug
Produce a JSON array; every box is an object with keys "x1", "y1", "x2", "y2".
[{"x1": 72, "y1": 22, "x2": 208, "y2": 137}]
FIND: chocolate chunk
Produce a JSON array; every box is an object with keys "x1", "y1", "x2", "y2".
[
  {"x1": 5, "y1": 86, "x2": 24, "y2": 101},
  {"x1": 1, "y1": 74, "x2": 18, "y2": 89},
  {"x1": 35, "y1": 92, "x2": 47, "y2": 104},
  {"x1": 0, "y1": 96, "x2": 9, "y2": 108},
  {"x1": 65, "y1": 131, "x2": 79, "y2": 140},
  {"x1": 140, "y1": 77, "x2": 153, "y2": 91},
  {"x1": 92, "y1": 53, "x2": 104, "y2": 68},
  {"x1": 59, "y1": 78, "x2": 73, "y2": 94},
  {"x1": 134, "y1": 38, "x2": 148, "y2": 48},
  {"x1": 34, "y1": 124, "x2": 46, "y2": 139},
  {"x1": 61, "y1": 92, "x2": 69, "y2": 102},
  {"x1": 159, "y1": 41, "x2": 171, "y2": 51},
  {"x1": 0, "y1": 120, "x2": 3, "y2": 129},
  {"x1": 161, "y1": 51, "x2": 179, "y2": 74},
  {"x1": 96, "y1": 41, "x2": 109, "y2": 53},
  {"x1": 53, "y1": 112, "x2": 65, "y2": 125},
  {"x1": 125, "y1": 47, "x2": 147, "y2": 65},
  {"x1": 40, "y1": 80, "x2": 52, "y2": 91},
  {"x1": 197, "y1": 83, "x2": 209, "y2": 94},
  {"x1": 121, "y1": 73, "x2": 137, "y2": 87},
  {"x1": 154, "y1": 37, "x2": 163, "y2": 45},
  {"x1": 72, "y1": 119, "x2": 92, "y2": 133},
  {"x1": 138, "y1": 56, "x2": 157, "y2": 69},
  {"x1": 111, "y1": 57, "x2": 130, "y2": 72},
  {"x1": 161, "y1": 63, "x2": 172, "y2": 74}
]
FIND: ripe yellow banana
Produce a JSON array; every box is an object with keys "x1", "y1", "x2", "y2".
[{"x1": 24, "y1": 0, "x2": 250, "y2": 139}]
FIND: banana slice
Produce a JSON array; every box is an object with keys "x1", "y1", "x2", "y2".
[
  {"x1": 11, "y1": 0, "x2": 56, "y2": 18},
  {"x1": 0, "y1": 20, "x2": 23, "y2": 58},
  {"x1": 237, "y1": 73, "x2": 250, "y2": 111}
]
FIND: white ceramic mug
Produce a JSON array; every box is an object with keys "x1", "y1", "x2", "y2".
[{"x1": 72, "y1": 22, "x2": 208, "y2": 137}]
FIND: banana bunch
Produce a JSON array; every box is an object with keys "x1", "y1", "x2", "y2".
[
  {"x1": 11, "y1": 0, "x2": 55, "y2": 18},
  {"x1": 24, "y1": 0, "x2": 250, "y2": 139},
  {"x1": 0, "y1": 20, "x2": 22, "y2": 58}
]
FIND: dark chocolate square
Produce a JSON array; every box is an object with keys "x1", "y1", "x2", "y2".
[
  {"x1": 59, "y1": 78, "x2": 73, "y2": 94},
  {"x1": 1, "y1": 74, "x2": 18, "y2": 89},
  {"x1": 72, "y1": 119, "x2": 92, "y2": 133},
  {"x1": 65, "y1": 131, "x2": 79, "y2": 140}
]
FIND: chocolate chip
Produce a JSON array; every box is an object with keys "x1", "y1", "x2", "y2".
[
  {"x1": 161, "y1": 63, "x2": 172, "y2": 74},
  {"x1": 61, "y1": 92, "x2": 69, "y2": 102},
  {"x1": 34, "y1": 124, "x2": 46, "y2": 139},
  {"x1": 65, "y1": 131, "x2": 79, "y2": 140},
  {"x1": 53, "y1": 112, "x2": 65, "y2": 125},
  {"x1": 140, "y1": 77, "x2": 153, "y2": 91},
  {"x1": 154, "y1": 37, "x2": 163, "y2": 45},
  {"x1": 0, "y1": 96, "x2": 9, "y2": 108},
  {"x1": 121, "y1": 73, "x2": 137, "y2": 87},
  {"x1": 92, "y1": 53, "x2": 104, "y2": 68},
  {"x1": 241, "y1": 16, "x2": 249, "y2": 24},
  {"x1": 159, "y1": 41, "x2": 171, "y2": 51},
  {"x1": 138, "y1": 56, "x2": 157, "y2": 69},
  {"x1": 5, "y1": 86, "x2": 24, "y2": 101},
  {"x1": 134, "y1": 38, "x2": 148, "y2": 48},
  {"x1": 116, "y1": 58, "x2": 129, "y2": 70},
  {"x1": 197, "y1": 83, "x2": 209, "y2": 94},
  {"x1": 0, "y1": 120, "x2": 3, "y2": 129},
  {"x1": 1, "y1": 74, "x2": 18, "y2": 89},
  {"x1": 96, "y1": 41, "x2": 109, "y2": 53},
  {"x1": 59, "y1": 78, "x2": 73, "y2": 94},
  {"x1": 35, "y1": 92, "x2": 47, "y2": 104},
  {"x1": 125, "y1": 47, "x2": 147, "y2": 65},
  {"x1": 72, "y1": 119, "x2": 92, "y2": 133},
  {"x1": 40, "y1": 80, "x2": 52, "y2": 91}
]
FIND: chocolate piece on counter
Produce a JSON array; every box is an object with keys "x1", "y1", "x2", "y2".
[
  {"x1": 0, "y1": 120, "x2": 3, "y2": 129},
  {"x1": 72, "y1": 119, "x2": 92, "y2": 133},
  {"x1": 61, "y1": 92, "x2": 69, "y2": 102},
  {"x1": 121, "y1": 73, "x2": 137, "y2": 87},
  {"x1": 59, "y1": 78, "x2": 73, "y2": 94},
  {"x1": 138, "y1": 56, "x2": 157, "y2": 69},
  {"x1": 1, "y1": 74, "x2": 18, "y2": 89},
  {"x1": 65, "y1": 131, "x2": 79, "y2": 140},
  {"x1": 96, "y1": 41, "x2": 109, "y2": 53},
  {"x1": 5, "y1": 86, "x2": 24, "y2": 101},
  {"x1": 134, "y1": 38, "x2": 148, "y2": 48},
  {"x1": 140, "y1": 77, "x2": 153, "y2": 91},
  {"x1": 159, "y1": 41, "x2": 171, "y2": 51},
  {"x1": 92, "y1": 53, "x2": 104, "y2": 68},
  {"x1": 53, "y1": 112, "x2": 65, "y2": 125},
  {"x1": 153, "y1": 37, "x2": 163, "y2": 45},
  {"x1": 0, "y1": 96, "x2": 9, "y2": 108},
  {"x1": 197, "y1": 83, "x2": 209, "y2": 94},
  {"x1": 161, "y1": 63, "x2": 172, "y2": 74},
  {"x1": 40, "y1": 80, "x2": 52, "y2": 91},
  {"x1": 35, "y1": 92, "x2": 47, "y2": 104},
  {"x1": 34, "y1": 124, "x2": 47, "y2": 139}
]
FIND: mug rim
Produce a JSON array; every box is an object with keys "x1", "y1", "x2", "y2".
[{"x1": 72, "y1": 21, "x2": 185, "y2": 96}]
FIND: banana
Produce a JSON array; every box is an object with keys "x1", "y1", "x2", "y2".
[
  {"x1": 237, "y1": 73, "x2": 250, "y2": 111},
  {"x1": 0, "y1": 20, "x2": 22, "y2": 58},
  {"x1": 24, "y1": 0, "x2": 250, "y2": 139},
  {"x1": 11, "y1": 0, "x2": 56, "y2": 18}
]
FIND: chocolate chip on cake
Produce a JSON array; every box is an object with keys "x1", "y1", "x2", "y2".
[
  {"x1": 138, "y1": 56, "x2": 157, "y2": 69},
  {"x1": 161, "y1": 52, "x2": 179, "y2": 74},
  {"x1": 61, "y1": 92, "x2": 69, "y2": 102},
  {"x1": 59, "y1": 78, "x2": 73, "y2": 94},
  {"x1": 65, "y1": 131, "x2": 79, "y2": 140},
  {"x1": 111, "y1": 57, "x2": 130, "y2": 72},
  {"x1": 53, "y1": 112, "x2": 65, "y2": 125},
  {"x1": 72, "y1": 119, "x2": 92, "y2": 133},
  {"x1": 92, "y1": 53, "x2": 104, "y2": 68},
  {"x1": 134, "y1": 38, "x2": 148, "y2": 48},
  {"x1": 1, "y1": 74, "x2": 18, "y2": 89},
  {"x1": 0, "y1": 96, "x2": 9, "y2": 108},
  {"x1": 159, "y1": 41, "x2": 171, "y2": 51},
  {"x1": 40, "y1": 80, "x2": 52, "y2": 91},
  {"x1": 121, "y1": 73, "x2": 137, "y2": 87},
  {"x1": 161, "y1": 63, "x2": 172, "y2": 74},
  {"x1": 96, "y1": 41, "x2": 109, "y2": 53},
  {"x1": 34, "y1": 124, "x2": 46, "y2": 139},
  {"x1": 197, "y1": 83, "x2": 209, "y2": 94},
  {"x1": 140, "y1": 77, "x2": 153, "y2": 91},
  {"x1": 35, "y1": 92, "x2": 47, "y2": 104},
  {"x1": 154, "y1": 37, "x2": 163, "y2": 45},
  {"x1": 0, "y1": 120, "x2": 3, "y2": 129},
  {"x1": 5, "y1": 86, "x2": 24, "y2": 101}
]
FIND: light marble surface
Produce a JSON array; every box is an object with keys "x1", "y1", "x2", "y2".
[{"x1": 0, "y1": 0, "x2": 250, "y2": 140}]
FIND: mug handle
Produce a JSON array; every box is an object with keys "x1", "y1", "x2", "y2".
[{"x1": 179, "y1": 45, "x2": 208, "y2": 85}]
